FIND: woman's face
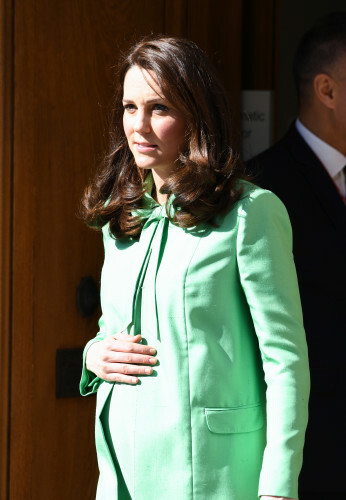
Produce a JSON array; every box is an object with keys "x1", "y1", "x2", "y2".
[{"x1": 122, "y1": 65, "x2": 186, "y2": 178}]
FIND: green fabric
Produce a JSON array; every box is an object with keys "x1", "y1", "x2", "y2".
[{"x1": 80, "y1": 181, "x2": 310, "y2": 500}]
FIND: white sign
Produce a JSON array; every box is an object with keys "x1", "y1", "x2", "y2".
[{"x1": 241, "y1": 90, "x2": 274, "y2": 161}]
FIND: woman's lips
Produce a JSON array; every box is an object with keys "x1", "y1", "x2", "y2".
[{"x1": 135, "y1": 142, "x2": 157, "y2": 152}]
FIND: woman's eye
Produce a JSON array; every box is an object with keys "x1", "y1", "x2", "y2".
[
  {"x1": 153, "y1": 103, "x2": 169, "y2": 112},
  {"x1": 123, "y1": 104, "x2": 136, "y2": 112}
]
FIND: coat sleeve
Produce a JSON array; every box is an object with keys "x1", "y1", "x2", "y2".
[
  {"x1": 80, "y1": 225, "x2": 110, "y2": 397},
  {"x1": 236, "y1": 189, "x2": 310, "y2": 499},
  {"x1": 79, "y1": 315, "x2": 107, "y2": 396}
]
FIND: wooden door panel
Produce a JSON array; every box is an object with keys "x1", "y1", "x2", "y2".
[
  {"x1": 11, "y1": 1, "x2": 164, "y2": 498},
  {"x1": 188, "y1": 0, "x2": 242, "y2": 118}
]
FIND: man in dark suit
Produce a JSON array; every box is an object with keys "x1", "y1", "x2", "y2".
[{"x1": 247, "y1": 12, "x2": 346, "y2": 500}]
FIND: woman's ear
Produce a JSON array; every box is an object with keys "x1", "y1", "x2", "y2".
[{"x1": 313, "y1": 73, "x2": 336, "y2": 109}]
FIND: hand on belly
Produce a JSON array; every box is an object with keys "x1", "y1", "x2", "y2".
[{"x1": 86, "y1": 332, "x2": 157, "y2": 384}]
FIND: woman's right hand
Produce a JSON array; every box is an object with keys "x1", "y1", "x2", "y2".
[{"x1": 85, "y1": 333, "x2": 157, "y2": 385}]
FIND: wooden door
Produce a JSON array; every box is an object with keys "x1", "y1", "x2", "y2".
[
  {"x1": 8, "y1": 1, "x2": 166, "y2": 498},
  {"x1": 0, "y1": 1, "x2": 242, "y2": 498}
]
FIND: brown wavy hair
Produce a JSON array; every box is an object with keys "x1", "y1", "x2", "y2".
[{"x1": 81, "y1": 35, "x2": 248, "y2": 238}]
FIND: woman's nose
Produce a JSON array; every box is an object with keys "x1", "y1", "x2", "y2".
[{"x1": 133, "y1": 110, "x2": 150, "y2": 133}]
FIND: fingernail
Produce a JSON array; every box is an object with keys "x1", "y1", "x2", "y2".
[
  {"x1": 149, "y1": 348, "x2": 156, "y2": 355},
  {"x1": 149, "y1": 357, "x2": 156, "y2": 364},
  {"x1": 145, "y1": 367, "x2": 152, "y2": 374}
]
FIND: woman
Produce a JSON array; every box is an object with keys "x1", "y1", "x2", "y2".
[{"x1": 80, "y1": 36, "x2": 310, "y2": 500}]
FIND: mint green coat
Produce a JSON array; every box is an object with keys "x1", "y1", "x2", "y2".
[{"x1": 80, "y1": 181, "x2": 310, "y2": 500}]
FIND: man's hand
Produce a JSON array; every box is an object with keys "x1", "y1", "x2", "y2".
[{"x1": 86, "y1": 333, "x2": 157, "y2": 384}]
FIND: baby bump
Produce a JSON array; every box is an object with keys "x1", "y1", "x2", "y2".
[{"x1": 106, "y1": 381, "x2": 194, "y2": 498}]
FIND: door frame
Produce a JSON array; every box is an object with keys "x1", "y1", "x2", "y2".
[{"x1": 0, "y1": 0, "x2": 14, "y2": 498}]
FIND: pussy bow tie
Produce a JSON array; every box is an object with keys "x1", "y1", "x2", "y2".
[{"x1": 130, "y1": 178, "x2": 176, "y2": 340}]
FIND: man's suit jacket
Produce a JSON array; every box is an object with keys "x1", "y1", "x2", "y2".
[
  {"x1": 247, "y1": 124, "x2": 346, "y2": 495},
  {"x1": 80, "y1": 180, "x2": 309, "y2": 500}
]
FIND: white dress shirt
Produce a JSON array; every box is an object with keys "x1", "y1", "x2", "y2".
[{"x1": 295, "y1": 118, "x2": 346, "y2": 198}]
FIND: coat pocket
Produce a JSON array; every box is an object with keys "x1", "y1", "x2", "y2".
[{"x1": 205, "y1": 403, "x2": 265, "y2": 434}]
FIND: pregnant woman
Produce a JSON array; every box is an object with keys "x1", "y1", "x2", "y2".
[{"x1": 80, "y1": 36, "x2": 310, "y2": 500}]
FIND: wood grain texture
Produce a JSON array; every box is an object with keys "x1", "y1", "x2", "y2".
[
  {"x1": 10, "y1": 1, "x2": 164, "y2": 498},
  {"x1": 0, "y1": 1, "x2": 13, "y2": 498},
  {"x1": 242, "y1": 0, "x2": 278, "y2": 90},
  {"x1": 166, "y1": 0, "x2": 243, "y2": 121},
  {"x1": 10, "y1": 0, "x2": 36, "y2": 495},
  {"x1": 164, "y1": 0, "x2": 189, "y2": 36},
  {"x1": 187, "y1": 0, "x2": 243, "y2": 147}
]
